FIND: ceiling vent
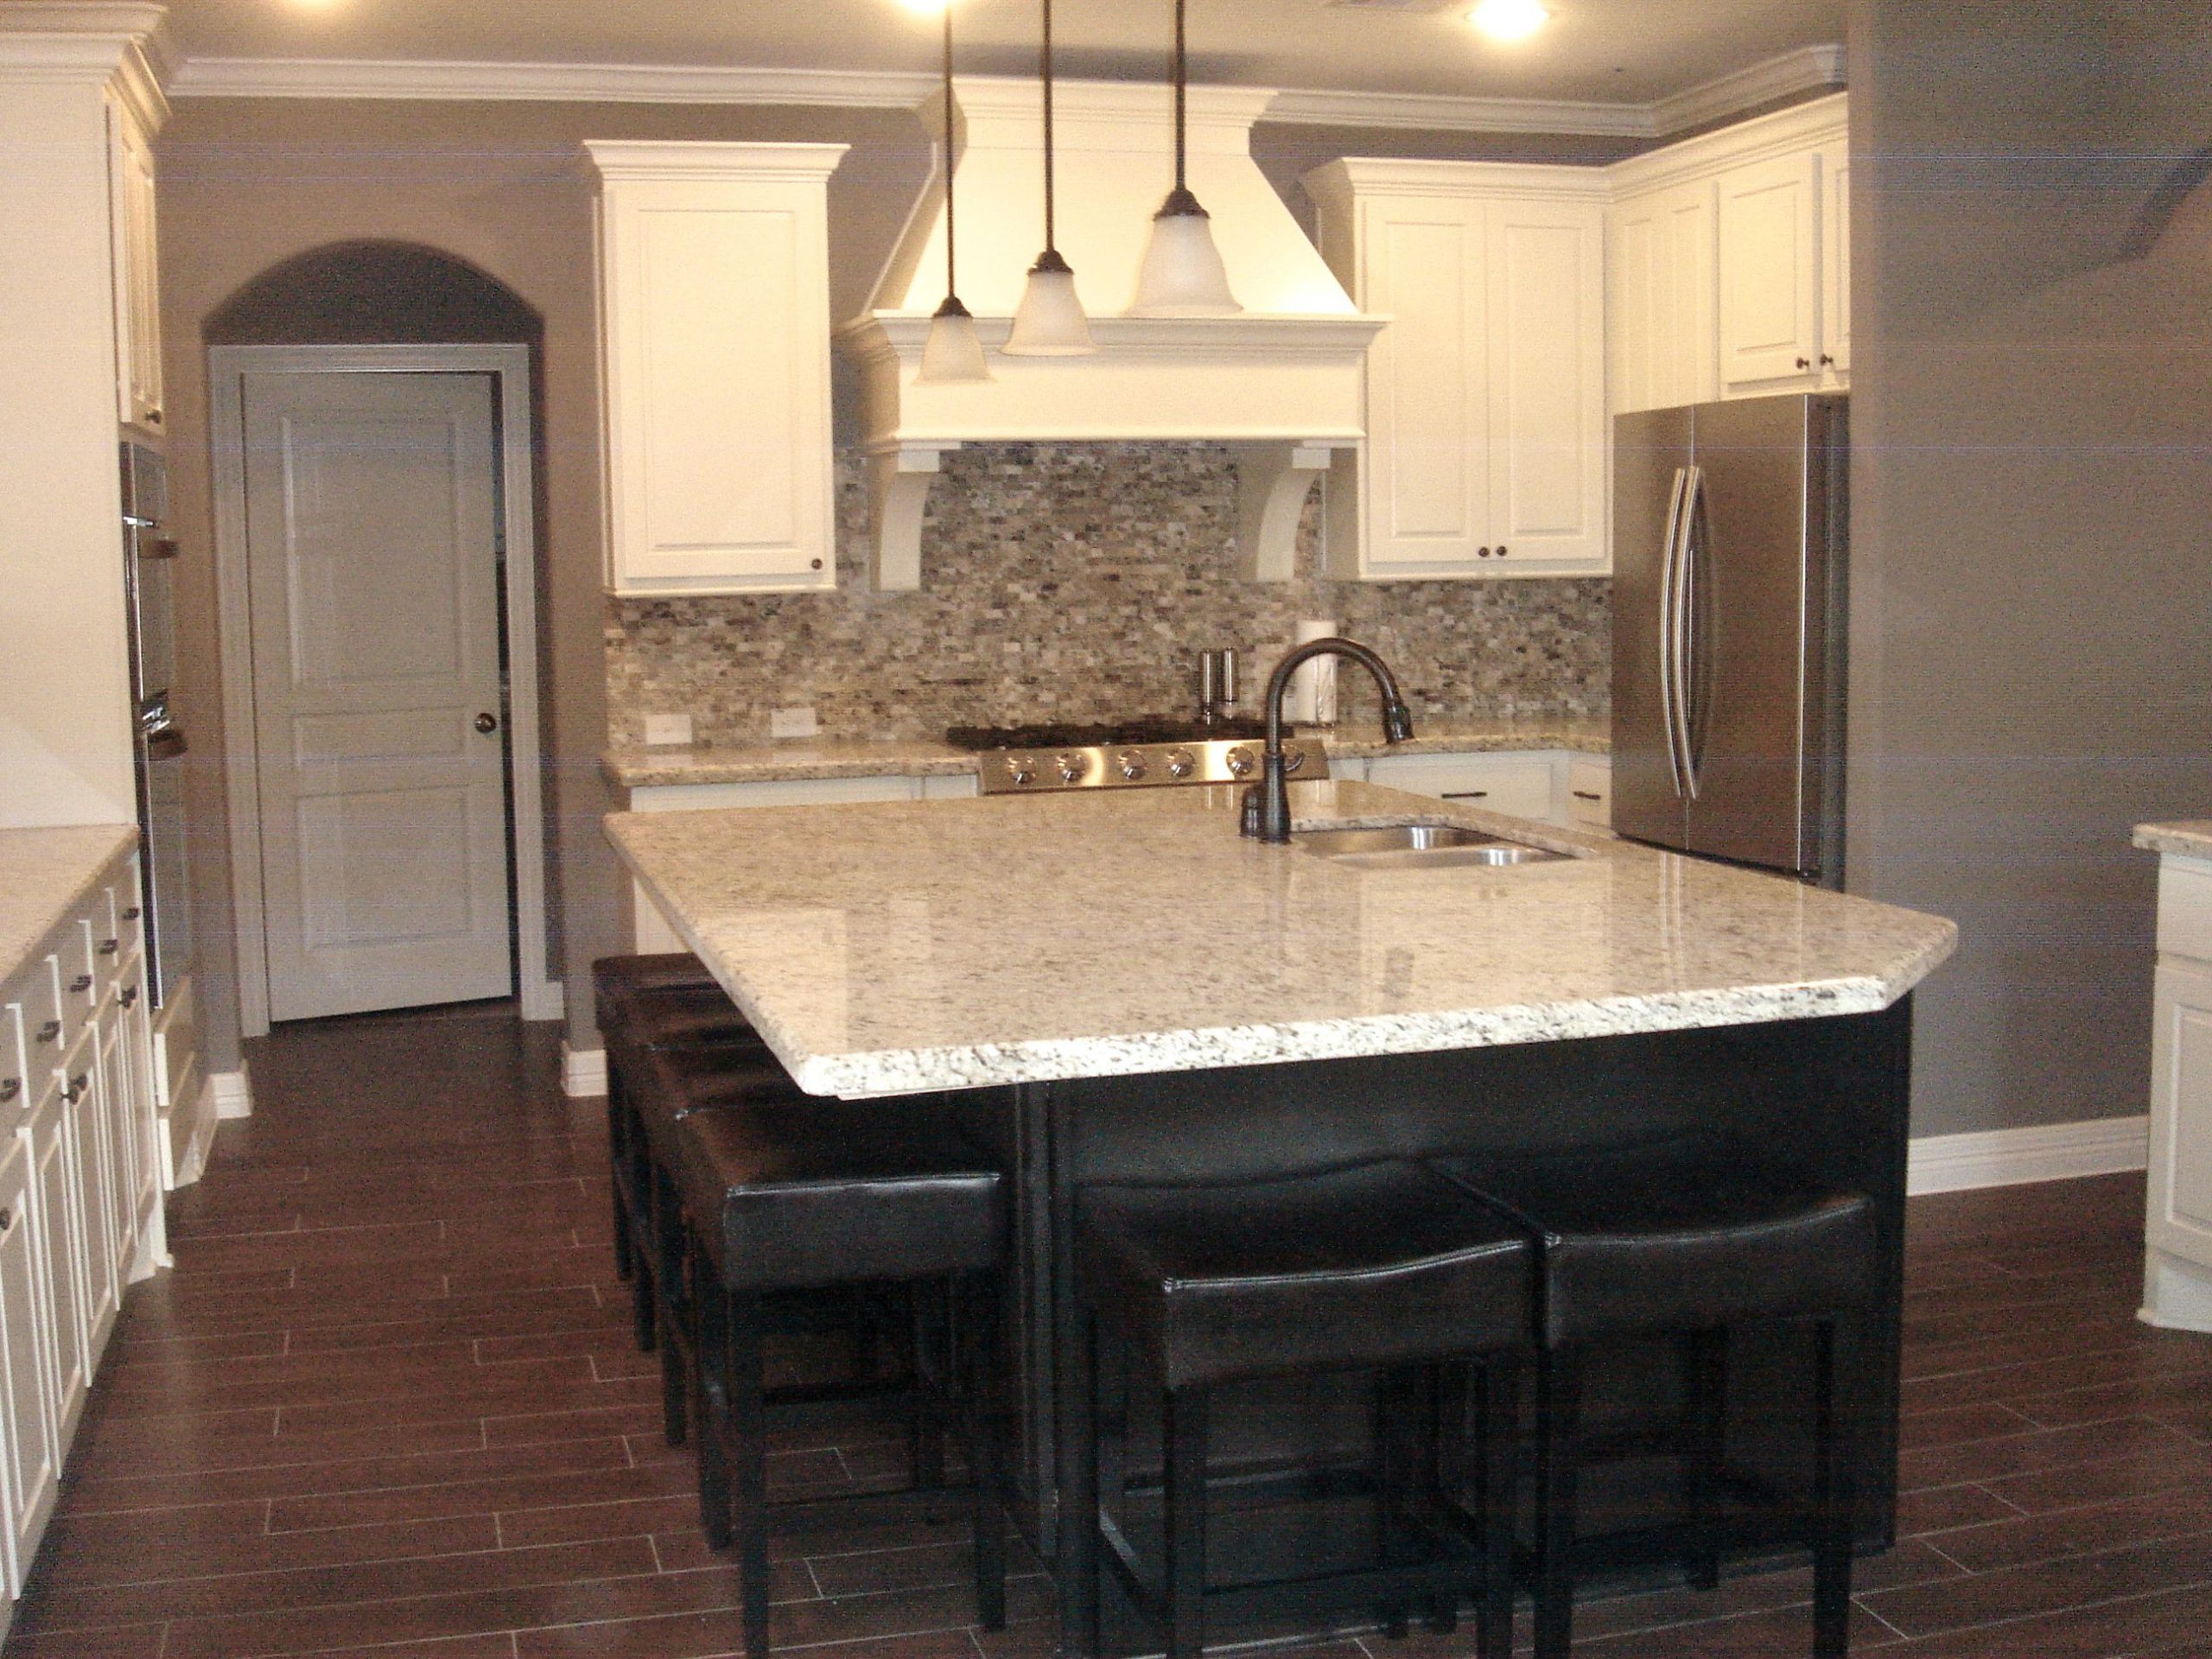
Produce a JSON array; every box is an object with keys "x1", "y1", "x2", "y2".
[{"x1": 836, "y1": 76, "x2": 1383, "y2": 591}]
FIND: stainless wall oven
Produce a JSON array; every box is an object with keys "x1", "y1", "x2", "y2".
[{"x1": 121, "y1": 441, "x2": 191, "y2": 1006}]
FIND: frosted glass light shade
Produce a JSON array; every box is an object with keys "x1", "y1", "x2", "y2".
[
  {"x1": 916, "y1": 296, "x2": 993, "y2": 384},
  {"x1": 1130, "y1": 190, "x2": 1241, "y2": 317},
  {"x1": 1003, "y1": 253, "x2": 1096, "y2": 356}
]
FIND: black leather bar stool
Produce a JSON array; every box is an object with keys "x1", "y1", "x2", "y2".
[
  {"x1": 1428, "y1": 1135, "x2": 1877, "y2": 1659},
  {"x1": 592, "y1": 952, "x2": 774, "y2": 1345},
  {"x1": 1070, "y1": 1160, "x2": 1532, "y2": 1659},
  {"x1": 673, "y1": 1092, "x2": 1009, "y2": 1659}
]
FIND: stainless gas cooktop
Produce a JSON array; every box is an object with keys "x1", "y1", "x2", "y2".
[{"x1": 947, "y1": 718, "x2": 1327, "y2": 796}]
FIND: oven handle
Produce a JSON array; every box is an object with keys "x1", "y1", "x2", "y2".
[{"x1": 145, "y1": 728, "x2": 188, "y2": 761}]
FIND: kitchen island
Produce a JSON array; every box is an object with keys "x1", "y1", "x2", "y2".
[{"x1": 606, "y1": 779, "x2": 1954, "y2": 1635}]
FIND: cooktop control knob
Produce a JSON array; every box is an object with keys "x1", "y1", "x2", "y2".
[
  {"x1": 1224, "y1": 746, "x2": 1255, "y2": 779},
  {"x1": 1116, "y1": 750, "x2": 1147, "y2": 781},
  {"x1": 1004, "y1": 755, "x2": 1037, "y2": 785},
  {"x1": 1056, "y1": 752, "x2": 1089, "y2": 784},
  {"x1": 1165, "y1": 748, "x2": 1196, "y2": 779}
]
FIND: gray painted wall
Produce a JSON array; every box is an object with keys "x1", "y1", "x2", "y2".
[{"x1": 1846, "y1": 2, "x2": 2212, "y2": 1135}]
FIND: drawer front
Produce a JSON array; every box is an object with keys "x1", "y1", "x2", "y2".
[
  {"x1": 0, "y1": 1000, "x2": 22, "y2": 1118},
  {"x1": 23, "y1": 960, "x2": 65, "y2": 1069},
  {"x1": 1567, "y1": 755, "x2": 1611, "y2": 829},
  {"x1": 59, "y1": 926, "x2": 97, "y2": 1030},
  {"x1": 1366, "y1": 753, "x2": 1560, "y2": 823},
  {"x1": 2159, "y1": 864, "x2": 2212, "y2": 964}
]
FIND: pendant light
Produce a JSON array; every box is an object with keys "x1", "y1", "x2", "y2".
[
  {"x1": 1129, "y1": 0, "x2": 1240, "y2": 317},
  {"x1": 1002, "y1": 0, "x2": 1096, "y2": 355},
  {"x1": 917, "y1": 1, "x2": 991, "y2": 384}
]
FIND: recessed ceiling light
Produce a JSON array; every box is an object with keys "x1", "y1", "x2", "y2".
[
  {"x1": 1467, "y1": 0, "x2": 1551, "y2": 42},
  {"x1": 898, "y1": 0, "x2": 950, "y2": 13}
]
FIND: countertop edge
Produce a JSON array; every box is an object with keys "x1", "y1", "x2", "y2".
[
  {"x1": 2135, "y1": 821, "x2": 2212, "y2": 859},
  {"x1": 0, "y1": 824, "x2": 139, "y2": 986}
]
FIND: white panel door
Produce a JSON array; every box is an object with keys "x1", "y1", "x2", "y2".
[
  {"x1": 1718, "y1": 152, "x2": 1821, "y2": 391},
  {"x1": 243, "y1": 372, "x2": 513, "y2": 1021},
  {"x1": 1485, "y1": 197, "x2": 1606, "y2": 569}
]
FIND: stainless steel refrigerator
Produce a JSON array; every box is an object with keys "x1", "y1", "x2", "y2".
[{"x1": 1611, "y1": 393, "x2": 1848, "y2": 886}]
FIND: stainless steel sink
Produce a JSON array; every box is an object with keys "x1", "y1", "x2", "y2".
[{"x1": 1294, "y1": 823, "x2": 1570, "y2": 869}]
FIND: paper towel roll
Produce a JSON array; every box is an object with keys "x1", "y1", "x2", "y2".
[{"x1": 1291, "y1": 619, "x2": 1337, "y2": 726}]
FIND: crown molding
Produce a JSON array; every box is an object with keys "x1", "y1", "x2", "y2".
[
  {"x1": 1263, "y1": 86, "x2": 1650, "y2": 138},
  {"x1": 1607, "y1": 88, "x2": 1847, "y2": 195},
  {"x1": 168, "y1": 56, "x2": 935, "y2": 108},
  {"x1": 167, "y1": 46, "x2": 1845, "y2": 140},
  {"x1": 1649, "y1": 43, "x2": 1845, "y2": 137}
]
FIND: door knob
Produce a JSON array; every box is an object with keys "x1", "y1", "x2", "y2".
[{"x1": 474, "y1": 712, "x2": 499, "y2": 734}]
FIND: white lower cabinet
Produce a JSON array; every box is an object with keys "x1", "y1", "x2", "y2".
[
  {"x1": 2144, "y1": 859, "x2": 2212, "y2": 1332},
  {"x1": 0, "y1": 847, "x2": 165, "y2": 1626},
  {"x1": 1363, "y1": 751, "x2": 1562, "y2": 823},
  {"x1": 0, "y1": 1132, "x2": 57, "y2": 1596},
  {"x1": 1567, "y1": 755, "x2": 1613, "y2": 830},
  {"x1": 26, "y1": 1077, "x2": 85, "y2": 1462}
]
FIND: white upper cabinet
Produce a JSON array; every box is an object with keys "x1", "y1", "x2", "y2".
[
  {"x1": 106, "y1": 91, "x2": 162, "y2": 434},
  {"x1": 1717, "y1": 150, "x2": 1822, "y2": 391},
  {"x1": 1820, "y1": 138, "x2": 1852, "y2": 378},
  {"x1": 587, "y1": 142, "x2": 848, "y2": 597},
  {"x1": 1608, "y1": 94, "x2": 1848, "y2": 413},
  {"x1": 1609, "y1": 180, "x2": 1717, "y2": 416},
  {"x1": 1308, "y1": 161, "x2": 1609, "y2": 581}
]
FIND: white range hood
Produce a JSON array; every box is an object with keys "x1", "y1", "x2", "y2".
[{"x1": 837, "y1": 76, "x2": 1383, "y2": 590}]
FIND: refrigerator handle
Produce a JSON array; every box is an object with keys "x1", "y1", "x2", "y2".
[
  {"x1": 1657, "y1": 467, "x2": 1690, "y2": 798},
  {"x1": 1671, "y1": 465, "x2": 1705, "y2": 802}
]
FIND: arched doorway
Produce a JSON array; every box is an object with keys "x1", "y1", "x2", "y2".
[{"x1": 206, "y1": 242, "x2": 559, "y2": 1032}]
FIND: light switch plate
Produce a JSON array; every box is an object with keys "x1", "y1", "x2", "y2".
[
  {"x1": 770, "y1": 707, "x2": 819, "y2": 741},
  {"x1": 643, "y1": 713, "x2": 693, "y2": 747}
]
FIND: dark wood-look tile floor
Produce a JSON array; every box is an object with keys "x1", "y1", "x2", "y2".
[{"x1": 10, "y1": 1006, "x2": 2211, "y2": 1656}]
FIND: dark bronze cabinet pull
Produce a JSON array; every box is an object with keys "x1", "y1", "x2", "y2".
[
  {"x1": 69, "y1": 974, "x2": 92, "y2": 994},
  {"x1": 1573, "y1": 790, "x2": 1603, "y2": 802},
  {"x1": 61, "y1": 1074, "x2": 88, "y2": 1103},
  {"x1": 0, "y1": 1081, "x2": 17, "y2": 1104},
  {"x1": 122, "y1": 906, "x2": 142, "y2": 921},
  {"x1": 98, "y1": 938, "x2": 119, "y2": 956},
  {"x1": 0, "y1": 1209, "x2": 13, "y2": 1233},
  {"x1": 1441, "y1": 790, "x2": 1490, "y2": 800},
  {"x1": 120, "y1": 987, "x2": 139, "y2": 1009},
  {"x1": 35, "y1": 1021, "x2": 58, "y2": 1045}
]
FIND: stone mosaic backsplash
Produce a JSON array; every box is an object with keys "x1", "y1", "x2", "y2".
[{"x1": 604, "y1": 443, "x2": 1609, "y2": 746}]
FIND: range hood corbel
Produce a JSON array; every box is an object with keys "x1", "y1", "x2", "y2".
[{"x1": 837, "y1": 77, "x2": 1383, "y2": 592}]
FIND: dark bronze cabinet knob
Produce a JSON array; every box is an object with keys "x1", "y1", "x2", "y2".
[{"x1": 474, "y1": 712, "x2": 499, "y2": 734}]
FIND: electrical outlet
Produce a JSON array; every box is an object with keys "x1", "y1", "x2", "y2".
[
  {"x1": 770, "y1": 707, "x2": 819, "y2": 741},
  {"x1": 642, "y1": 713, "x2": 693, "y2": 747}
]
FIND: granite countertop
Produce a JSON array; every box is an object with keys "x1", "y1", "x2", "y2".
[
  {"x1": 0, "y1": 824, "x2": 137, "y2": 985},
  {"x1": 602, "y1": 718, "x2": 1611, "y2": 789},
  {"x1": 605, "y1": 779, "x2": 1955, "y2": 1098},
  {"x1": 2135, "y1": 822, "x2": 2212, "y2": 859}
]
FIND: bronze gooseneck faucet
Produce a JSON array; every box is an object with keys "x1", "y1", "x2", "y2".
[{"x1": 1242, "y1": 638, "x2": 1414, "y2": 842}]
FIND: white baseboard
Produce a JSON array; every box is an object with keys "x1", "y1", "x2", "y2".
[
  {"x1": 1907, "y1": 1114, "x2": 2149, "y2": 1197},
  {"x1": 520, "y1": 978, "x2": 567, "y2": 1023},
  {"x1": 209, "y1": 1065, "x2": 254, "y2": 1120},
  {"x1": 562, "y1": 1042, "x2": 607, "y2": 1098}
]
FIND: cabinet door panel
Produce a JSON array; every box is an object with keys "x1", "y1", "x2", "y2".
[
  {"x1": 1610, "y1": 182, "x2": 1715, "y2": 416},
  {"x1": 1719, "y1": 154, "x2": 1821, "y2": 391},
  {"x1": 1368, "y1": 206, "x2": 1486, "y2": 563},
  {"x1": 2151, "y1": 961, "x2": 2212, "y2": 1271},
  {"x1": 29, "y1": 1082, "x2": 86, "y2": 1438},
  {"x1": 1488, "y1": 200, "x2": 1606, "y2": 569},
  {"x1": 1820, "y1": 142, "x2": 1851, "y2": 378},
  {"x1": 0, "y1": 1134, "x2": 56, "y2": 1595}
]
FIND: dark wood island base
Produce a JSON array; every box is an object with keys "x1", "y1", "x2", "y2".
[{"x1": 957, "y1": 1000, "x2": 1915, "y2": 1652}]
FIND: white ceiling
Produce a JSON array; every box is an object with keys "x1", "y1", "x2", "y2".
[{"x1": 159, "y1": 0, "x2": 1845, "y2": 108}]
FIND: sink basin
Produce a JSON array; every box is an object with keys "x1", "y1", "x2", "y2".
[{"x1": 1294, "y1": 823, "x2": 1570, "y2": 869}]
